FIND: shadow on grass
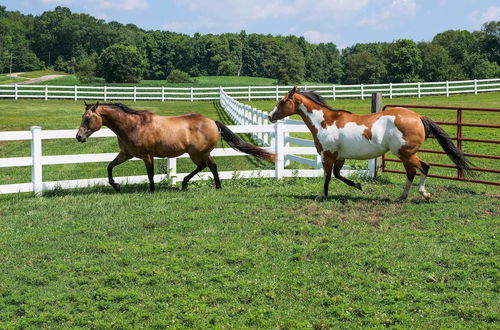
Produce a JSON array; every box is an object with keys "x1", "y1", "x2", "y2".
[{"x1": 41, "y1": 182, "x2": 183, "y2": 198}]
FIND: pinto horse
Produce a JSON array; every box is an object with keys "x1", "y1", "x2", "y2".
[
  {"x1": 268, "y1": 87, "x2": 473, "y2": 201},
  {"x1": 76, "y1": 102, "x2": 275, "y2": 192}
]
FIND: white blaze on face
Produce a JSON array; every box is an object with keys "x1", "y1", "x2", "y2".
[
  {"x1": 300, "y1": 104, "x2": 405, "y2": 160},
  {"x1": 269, "y1": 107, "x2": 278, "y2": 121}
]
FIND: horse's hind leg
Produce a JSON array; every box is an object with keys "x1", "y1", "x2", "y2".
[
  {"x1": 182, "y1": 160, "x2": 207, "y2": 190},
  {"x1": 397, "y1": 154, "x2": 431, "y2": 201},
  {"x1": 206, "y1": 156, "x2": 221, "y2": 189},
  {"x1": 333, "y1": 159, "x2": 362, "y2": 191},
  {"x1": 108, "y1": 152, "x2": 132, "y2": 192}
]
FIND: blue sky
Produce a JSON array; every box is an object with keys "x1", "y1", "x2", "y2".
[{"x1": 4, "y1": 0, "x2": 500, "y2": 48}]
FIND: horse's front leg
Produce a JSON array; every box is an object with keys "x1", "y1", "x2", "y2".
[
  {"x1": 333, "y1": 159, "x2": 362, "y2": 191},
  {"x1": 108, "y1": 152, "x2": 132, "y2": 192},
  {"x1": 316, "y1": 152, "x2": 335, "y2": 202},
  {"x1": 143, "y1": 155, "x2": 155, "y2": 193}
]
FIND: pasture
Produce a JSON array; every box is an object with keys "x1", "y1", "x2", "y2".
[{"x1": 0, "y1": 92, "x2": 498, "y2": 327}]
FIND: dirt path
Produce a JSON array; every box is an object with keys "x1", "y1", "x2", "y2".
[{"x1": 7, "y1": 72, "x2": 68, "y2": 84}]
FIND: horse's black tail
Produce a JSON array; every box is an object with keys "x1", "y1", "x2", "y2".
[
  {"x1": 215, "y1": 121, "x2": 276, "y2": 163},
  {"x1": 421, "y1": 116, "x2": 474, "y2": 177}
]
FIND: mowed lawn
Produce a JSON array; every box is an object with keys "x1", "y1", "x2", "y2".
[
  {"x1": 0, "y1": 176, "x2": 498, "y2": 328},
  {"x1": 0, "y1": 92, "x2": 499, "y2": 328}
]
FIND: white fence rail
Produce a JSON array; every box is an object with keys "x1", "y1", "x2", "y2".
[
  {"x1": 0, "y1": 78, "x2": 499, "y2": 101},
  {"x1": 0, "y1": 124, "x2": 372, "y2": 195}
]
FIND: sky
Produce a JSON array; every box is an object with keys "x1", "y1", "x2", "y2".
[{"x1": 3, "y1": 0, "x2": 500, "y2": 48}]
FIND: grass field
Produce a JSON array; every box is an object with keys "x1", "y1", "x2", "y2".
[
  {"x1": 0, "y1": 74, "x2": 26, "y2": 85},
  {"x1": 18, "y1": 70, "x2": 66, "y2": 79},
  {"x1": 0, "y1": 91, "x2": 499, "y2": 327},
  {"x1": 0, "y1": 176, "x2": 498, "y2": 328}
]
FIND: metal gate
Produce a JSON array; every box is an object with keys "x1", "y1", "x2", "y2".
[{"x1": 382, "y1": 104, "x2": 500, "y2": 186}]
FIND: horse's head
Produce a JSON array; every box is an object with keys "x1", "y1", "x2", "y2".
[
  {"x1": 76, "y1": 101, "x2": 103, "y2": 143},
  {"x1": 268, "y1": 87, "x2": 299, "y2": 123}
]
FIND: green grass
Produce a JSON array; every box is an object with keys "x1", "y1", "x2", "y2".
[
  {"x1": 0, "y1": 176, "x2": 498, "y2": 328},
  {"x1": 0, "y1": 74, "x2": 26, "y2": 84},
  {"x1": 35, "y1": 75, "x2": 279, "y2": 87},
  {"x1": 18, "y1": 70, "x2": 67, "y2": 78}
]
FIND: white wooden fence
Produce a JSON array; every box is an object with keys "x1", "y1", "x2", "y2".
[
  {"x1": 0, "y1": 78, "x2": 499, "y2": 101},
  {"x1": 0, "y1": 124, "x2": 372, "y2": 195}
]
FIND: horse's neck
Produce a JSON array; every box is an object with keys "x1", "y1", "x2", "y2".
[
  {"x1": 297, "y1": 101, "x2": 336, "y2": 132},
  {"x1": 98, "y1": 107, "x2": 133, "y2": 136}
]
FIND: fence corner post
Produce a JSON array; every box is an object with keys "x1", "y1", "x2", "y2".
[
  {"x1": 275, "y1": 121, "x2": 284, "y2": 179},
  {"x1": 370, "y1": 93, "x2": 383, "y2": 178},
  {"x1": 31, "y1": 126, "x2": 43, "y2": 196}
]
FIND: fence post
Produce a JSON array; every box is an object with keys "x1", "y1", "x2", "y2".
[
  {"x1": 474, "y1": 79, "x2": 477, "y2": 95},
  {"x1": 360, "y1": 84, "x2": 364, "y2": 100},
  {"x1": 275, "y1": 85, "x2": 279, "y2": 101},
  {"x1": 370, "y1": 93, "x2": 383, "y2": 178},
  {"x1": 332, "y1": 85, "x2": 336, "y2": 100},
  {"x1": 417, "y1": 82, "x2": 421, "y2": 98},
  {"x1": 190, "y1": 87, "x2": 194, "y2": 102},
  {"x1": 248, "y1": 86, "x2": 251, "y2": 101},
  {"x1": 133, "y1": 86, "x2": 137, "y2": 102},
  {"x1": 446, "y1": 80, "x2": 449, "y2": 97},
  {"x1": 31, "y1": 126, "x2": 43, "y2": 196},
  {"x1": 74, "y1": 85, "x2": 78, "y2": 101},
  {"x1": 389, "y1": 83, "x2": 393, "y2": 99},
  {"x1": 15, "y1": 84, "x2": 18, "y2": 100},
  {"x1": 45, "y1": 85, "x2": 48, "y2": 101},
  {"x1": 104, "y1": 86, "x2": 107, "y2": 101},
  {"x1": 167, "y1": 157, "x2": 177, "y2": 185},
  {"x1": 275, "y1": 121, "x2": 284, "y2": 179},
  {"x1": 161, "y1": 86, "x2": 165, "y2": 102}
]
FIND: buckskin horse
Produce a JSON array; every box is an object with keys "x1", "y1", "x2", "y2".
[
  {"x1": 268, "y1": 87, "x2": 473, "y2": 201},
  {"x1": 76, "y1": 102, "x2": 275, "y2": 192}
]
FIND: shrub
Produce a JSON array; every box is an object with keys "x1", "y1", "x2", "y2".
[
  {"x1": 97, "y1": 44, "x2": 144, "y2": 83},
  {"x1": 166, "y1": 69, "x2": 193, "y2": 83}
]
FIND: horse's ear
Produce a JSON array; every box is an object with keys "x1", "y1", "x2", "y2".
[
  {"x1": 91, "y1": 101, "x2": 99, "y2": 112},
  {"x1": 289, "y1": 86, "x2": 297, "y2": 96},
  {"x1": 84, "y1": 101, "x2": 88, "y2": 107}
]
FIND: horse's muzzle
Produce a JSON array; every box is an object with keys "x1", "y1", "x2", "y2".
[
  {"x1": 268, "y1": 115, "x2": 276, "y2": 123},
  {"x1": 76, "y1": 134, "x2": 87, "y2": 143}
]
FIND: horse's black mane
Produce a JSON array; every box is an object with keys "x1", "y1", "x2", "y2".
[
  {"x1": 298, "y1": 90, "x2": 351, "y2": 113},
  {"x1": 102, "y1": 103, "x2": 150, "y2": 115}
]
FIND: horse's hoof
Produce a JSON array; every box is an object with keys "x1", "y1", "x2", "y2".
[
  {"x1": 395, "y1": 196, "x2": 407, "y2": 202},
  {"x1": 112, "y1": 183, "x2": 121, "y2": 192},
  {"x1": 355, "y1": 183, "x2": 363, "y2": 191},
  {"x1": 424, "y1": 193, "x2": 432, "y2": 202},
  {"x1": 315, "y1": 195, "x2": 326, "y2": 202},
  {"x1": 181, "y1": 184, "x2": 188, "y2": 191}
]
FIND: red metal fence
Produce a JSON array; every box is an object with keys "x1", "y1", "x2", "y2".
[{"x1": 382, "y1": 104, "x2": 500, "y2": 186}]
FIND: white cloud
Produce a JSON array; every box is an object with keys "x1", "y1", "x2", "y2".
[
  {"x1": 469, "y1": 6, "x2": 500, "y2": 27},
  {"x1": 359, "y1": 0, "x2": 416, "y2": 29},
  {"x1": 303, "y1": 30, "x2": 340, "y2": 44},
  {"x1": 165, "y1": 0, "x2": 370, "y2": 34},
  {"x1": 480, "y1": 6, "x2": 500, "y2": 22}
]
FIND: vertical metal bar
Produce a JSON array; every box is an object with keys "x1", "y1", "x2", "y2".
[{"x1": 457, "y1": 108, "x2": 463, "y2": 180}]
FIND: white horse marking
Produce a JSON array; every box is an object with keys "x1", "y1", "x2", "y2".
[{"x1": 300, "y1": 104, "x2": 406, "y2": 160}]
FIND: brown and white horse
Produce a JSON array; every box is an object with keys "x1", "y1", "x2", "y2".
[
  {"x1": 76, "y1": 102, "x2": 275, "y2": 192},
  {"x1": 268, "y1": 87, "x2": 473, "y2": 201}
]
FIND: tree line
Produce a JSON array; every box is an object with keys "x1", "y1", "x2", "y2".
[{"x1": 0, "y1": 6, "x2": 498, "y2": 84}]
